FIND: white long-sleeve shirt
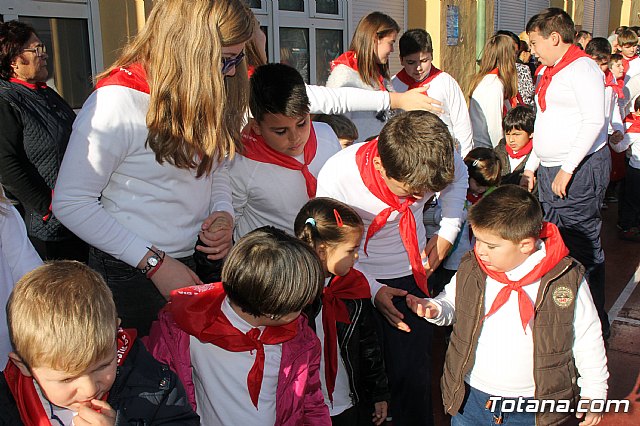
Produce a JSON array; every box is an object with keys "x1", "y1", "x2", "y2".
[
  {"x1": 469, "y1": 74, "x2": 505, "y2": 149},
  {"x1": 317, "y1": 143, "x2": 468, "y2": 297},
  {"x1": 307, "y1": 84, "x2": 390, "y2": 115},
  {"x1": 230, "y1": 122, "x2": 341, "y2": 240},
  {"x1": 605, "y1": 85, "x2": 624, "y2": 136},
  {"x1": 426, "y1": 241, "x2": 609, "y2": 400},
  {"x1": 53, "y1": 85, "x2": 234, "y2": 267},
  {"x1": 612, "y1": 119, "x2": 640, "y2": 169},
  {"x1": 392, "y1": 71, "x2": 474, "y2": 157},
  {"x1": 525, "y1": 57, "x2": 607, "y2": 174}
]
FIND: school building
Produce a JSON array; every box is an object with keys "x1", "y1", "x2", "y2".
[{"x1": 0, "y1": 0, "x2": 636, "y2": 108}]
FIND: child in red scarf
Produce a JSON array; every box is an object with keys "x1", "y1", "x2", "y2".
[
  {"x1": 295, "y1": 198, "x2": 389, "y2": 425},
  {"x1": 0, "y1": 261, "x2": 198, "y2": 425},
  {"x1": 495, "y1": 106, "x2": 536, "y2": 188},
  {"x1": 407, "y1": 185, "x2": 608, "y2": 426}
]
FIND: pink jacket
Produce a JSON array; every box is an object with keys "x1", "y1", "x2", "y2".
[{"x1": 145, "y1": 310, "x2": 330, "y2": 425}]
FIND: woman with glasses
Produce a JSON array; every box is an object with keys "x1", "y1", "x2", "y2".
[
  {"x1": 0, "y1": 21, "x2": 88, "y2": 262},
  {"x1": 53, "y1": 0, "x2": 253, "y2": 336}
]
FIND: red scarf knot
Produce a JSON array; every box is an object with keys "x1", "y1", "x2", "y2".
[
  {"x1": 604, "y1": 69, "x2": 624, "y2": 99},
  {"x1": 331, "y1": 50, "x2": 386, "y2": 91},
  {"x1": 474, "y1": 222, "x2": 569, "y2": 332},
  {"x1": 535, "y1": 45, "x2": 589, "y2": 112},
  {"x1": 356, "y1": 139, "x2": 429, "y2": 296},
  {"x1": 394, "y1": 66, "x2": 442, "y2": 93},
  {"x1": 505, "y1": 138, "x2": 533, "y2": 159},
  {"x1": 95, "y1": 63, "x2": 150, "y2": 94},
  {"x1": 624, "y1": 112, "x2": 640, "y2": 133}
]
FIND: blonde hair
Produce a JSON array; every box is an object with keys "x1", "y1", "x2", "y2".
[
  {"x1": 349, "y1": 12, "x2": 400, "y2": 88},
  {"x1": 97, "y1": 0, "x2": 253, "y2": 177},
  {"x1": 7, "y1": 261, "x2": 118, "y2": 374},
  {"x1": 468, "y1": 34, "x2": 518, "y2": 100}
]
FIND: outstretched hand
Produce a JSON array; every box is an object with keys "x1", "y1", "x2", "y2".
[
  {"x1": 374, "y1": 286, "x2": 410, "y2": 332},
  {"x1": 406, "y1": 294, "x2": 440, "y2": 319},
  {"x1": 389, "y1": 86, "x2": 444, "y2": 114}
]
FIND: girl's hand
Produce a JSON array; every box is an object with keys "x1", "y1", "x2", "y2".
[
  {"x1": 151, "y1": 255, "x2": 202, "y2": 299},
  {"x1": 74, "y1": 400, "x2": 116, "y2": 425},
  {"x1": 197, "y1": 211, "x2": 234, "y2": 260},
  {"x1": 389, "y1": 87, "x2": 444, "y2": 114},
  {"x1": 406, "y1": 294, "x2": 440, "y2": 319},
  {"x1": 371, "y1": 401, "x2": 388, "y2": 425}
]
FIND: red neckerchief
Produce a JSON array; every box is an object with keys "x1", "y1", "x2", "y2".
[
  {"x1": 535, "y1": 45, "x2": 589, "y2": 112},
  {"x1": 355, "y1": 139, "x2": 428, "y2": 296},
  {"x1": 506, "y1": 138, "x2": 533, "y2": 159},
  {"x1": 622, "y1": 55, "x2": 638, "y2": 75},
  {"x1": 604, "y1": 69, "x2": 625, "y2": 99},
  {"x1": 321, "y1": 269, "x2": 371, "y2": 402},
  {"x1": 487, "y1": 68, "x2": 524, "y2": 116},
  {"x1": 466, "y1": 192, "x2": 482, "y2": 205},
  {"x1": 241, "y1": 125, "x2": 318, "y2": 198},
  {"x1": 474, "y1": 222, "x2": 569, "y2": 332},
  {"x1": 331, "y1": 51, "x2": 386, "y2": 91},
  {"x1": 95, "y1": 63, "x2": 149, "y2": 94},
  {"x1": 624, "y1": 112, "x2": 640, "y2": 133},
  {"x1": 3, "y1": 329, "x2": 136, "y2": 425},
  {"x1": 394, "y1": 65, "x2": 442, "y2": 92},
  {"x1": 247, "y1": 65, "x2": 256, "y2": 79},
  {"x1": 8, "y1": 78, "x2": 47, "y2": 90},
  {"x1": 167, "y1": 282, "x2": 298, "y2": 408}
]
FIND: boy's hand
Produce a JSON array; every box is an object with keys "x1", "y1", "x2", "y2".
[
  {"x1": 609, "y1": 130, "x2": 624, "y2": 145},
  {"x1": 374, "y1": 286, "x2": 410, "y2": 332},
  {"x1": 197, "y1": 211, "x2": 234, "y2": 260},
  {"x1": 520, "y1": 170, "x2": 536, "y2": 192},
  {"x1": 575, "y1": 399, "x2": 603, "y2": 426},
  {"x1": 151, "y1": 255, "x2": 202, "y2": 299},
  {"x1": 371, "y1": 401, "x2": 388, "y2": 425},
  {"x1": 74, "y1": 400, "x2": 116, "y2": 425},
  {"x1": 406, "y1": 294, "x2": 440, "y2": 319},
  {"x1": 389, "y1": 87, "x2": 444, "y2": 114},
  {"x1": 552, "y1": 169, "x2": 572, "y2": 199},
  {"x1": 422, "y1": 235, "x2": 451, "y2": 278}
]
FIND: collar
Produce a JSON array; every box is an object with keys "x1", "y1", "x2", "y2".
[
  {"x1": 8, "y1": 77, "x2": 47, "y2": 90},
  {"x1": 504, "y1": 240, "x2": 546, "y2": 281}
]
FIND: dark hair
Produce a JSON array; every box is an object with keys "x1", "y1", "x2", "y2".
[
  {"x1": 378, "y1": 110, "x2": 455, "y2": 194},
  {"x1": 616, "y1": 26, "x2": 629, "y2": 36},
  {"x1": 630, "y1": 26, "x2": 640, "y2": 37},
  {"x1": 518, "y1": 40, "x2": 530, "y2": 55},
  {"x1": 617, "y1": 28, "x2": 639, "y2": 47},
  {"x1": 0, "y1": 20, "x2": 36, "y2": 80},
  {"x1": 399, "y1": 29, "x2": 433, "y2": 57},
  {"x1": 503, "y1": 105, "x2": 535, "y2": 134},
  {"x1": 249, "y1": 63, "x2": 310, "y2": 122},
  {"x1": 464, "y1": 148, "x2": 501, "y2": 188},
  {"x1": 526, "y1": 8, "x2": 575, "y2": 44},
  {"x1": 222, "y1": 226, "x2": 323, "y2": 318},
  {"x1": 495, "y1": 30, "x2": 520, "y2": 48},
  {"x1": 635, "y1": 95, "x2": 640, "y2": 112},
  {"x1": 295, "y1": 197, "x2": 363, "y2": 250},
  {"x1": 610, "y1": 53, "x2": 624, "y2": 64},
  {"x1": 575, "y1": 30, "x2": 592, "y2": 43},
  {"x1": 312, "y1": 114, "x2": 358, "y2": 141},
  {"x1": 468, "y1": 185, "x2": 543, "y2": 243},
  {"x1": 585, "y1": 37, "x2": 612, "y2": 63}
]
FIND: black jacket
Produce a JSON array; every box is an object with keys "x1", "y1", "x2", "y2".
[
  {"x1": 0, "y1": 340, "x2": 199, "y2": 425},
  {"x1": 306, "y1": 288, "x2": 390, "y2": 409}
]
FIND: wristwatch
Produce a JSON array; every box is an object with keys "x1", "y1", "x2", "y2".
[{"x1": 140, "y1": 247, "x2": 165, "y2": 275}]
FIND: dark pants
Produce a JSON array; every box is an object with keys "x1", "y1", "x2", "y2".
[
  {"x1": 618, "y1": 163, "x2": 640, "y2": 230},
  {"x1": 88, "y1": 247, "x2": 196, "y2": 336},
  {"x1": 331, "y1": 404, "x2": 372, "y2": 426},
  {"x1": 29, "y1": 234, "x2": 89, "y2": 263},
  {"x1": 452, "y1": 385, "x2": 535, "y2": 426},
  {"x1": 537, "y1": 147, "x2": 611, "y2": 336},
  {"x1": 375, "y1": 275, "x2": 434, "y2": 426}
]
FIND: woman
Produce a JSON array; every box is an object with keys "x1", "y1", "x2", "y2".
[
  {"x1": 326, "y1": 12, "x2": 400, "y2": 142},
  {"x1": 53, "y1": 0, "x2": 253, "y2": 336},
  {"x1": 468, "y1": 33, "x2": 519, "y2": 148},
  {"x1": 0, "y1": 21, "x2": 88, "y2": 262},
  {"x1": 496, "y1": 30, "x2": 534, "y2": 107}
]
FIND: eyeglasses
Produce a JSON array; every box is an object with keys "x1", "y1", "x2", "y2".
[
  {"x1": 22, "y1": 45, "x2": 46, "y2": 58},
  {"x1": 221, "y1": 51, "x2": 245, "y2": 74}
]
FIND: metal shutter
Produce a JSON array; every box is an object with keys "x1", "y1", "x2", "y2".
[
  {"x1": 494, "y1": 0, "x2": 549, "y2": 34},
  {"x1": 525, "y1": 0, "x2": 550, "y2": 27},
  {"x1": 593, "y1": 0, "x2": 611, "y2": 38},
  {"x1": 583, "y1": 0, "x2": 595, "y2": 32}
]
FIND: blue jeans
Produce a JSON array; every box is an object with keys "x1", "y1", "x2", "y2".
[{"x1": 452, "y1": 386, "x2": 536, "y2": 426}]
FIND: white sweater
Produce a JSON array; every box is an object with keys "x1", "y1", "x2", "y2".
[
  {"x1": 469, "y1": 74, "x2": 505, "y2": 149},
  {"x1": 612, "y1": 119, "x2": 640, "y2": 169},
  {"x1": 525, "y1": 57, "x2": 607, "y2": 174},
  {"x1": 230, "y1": 122, "x2": 341, "y2": 240},
  {"x1": 307, "y1": 84, "x2": 390, "y2": 115},
  {"x1": 391, "y1": 71, "x2": 474, "y2": 157},
  {"x1": 317, "y1": 143, "x2": 468, "y2": 296},
  {"x1": 427, "y1": 242, "x2": 609, "y2": 400},
  {"x1": 53, "y1": 85, "x2": 234, "y2": 267}
]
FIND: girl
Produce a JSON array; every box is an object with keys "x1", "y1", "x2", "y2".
[
  {"x1": 294, "y1": 198, "x2": 389, "y2": 426},
  {"x1": 327, "y1": 12, "x2": 400, "y2": 142},
  {"x1": 146, "y1": 226, "x2": 329, "y2": 424},
  {"x1": 468, "y1": 34, "x2": 520, "y2": 148}
]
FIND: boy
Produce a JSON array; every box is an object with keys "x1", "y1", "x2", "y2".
[
  {"x1": 407, "y1": 185, "x2": 608, "y2": 426},
  {"x1": 230, "y1": 63, "x2": 341, "y2": 240},
  {"x1": 391, "y1": 29, "x2": 473, "y2": 157},
  {"x1": 0, "y1": 261, "x2": 198, "y2": 424},
  {"x1": 495, "y1": 105, "x2": 536, "y2": 187},
  {"x1": 312, "y1": 113, "x2": 359, "y2": 148},
  {"x1": 523, "y1": 8, "x2": 611, "y2": 338},
  {"x1": 618, "y1": 28, "x2": 640, "y2": 83},
  {"x1": 317, "y1": 110, "x2": 468, "y2": 425}
]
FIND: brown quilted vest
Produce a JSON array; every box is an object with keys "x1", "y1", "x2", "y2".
[{"x1": 441, "y1": 252, "x2": 584, "y2": 425}]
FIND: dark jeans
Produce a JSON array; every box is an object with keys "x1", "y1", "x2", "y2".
[
  {"x1": 375, "y1": 274, "x2": 434, "y2": 426},
  {"x1": 88, "y1": 247, "x2": 196, "y2": 336},
  {"x1": 29, "y1": 234, "x2": 89, "y2": 263},
  {"x1": 452, "y1": 385, "x2": 535, "y2": 426},
  {"x1": 618, "y1": 163, "x2": 640, "y2": 230},
  {"x1": 537, "y1": 147, "x2": 611, "y2": 337},
  {"x1": 331, "y1": 404, "x2": 372, "y2": 426}
]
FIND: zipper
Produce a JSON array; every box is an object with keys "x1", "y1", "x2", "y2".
[{"x1": 341, "y1": 300, "x2": 361, "y2": 404}]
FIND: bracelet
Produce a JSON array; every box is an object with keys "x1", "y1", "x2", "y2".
[
  {"x1": 146, "y1": 257, "x2": 164, "y2": 279},
  {"x1": 140, "y1": 246, "x2": 165, "y2": 278}
]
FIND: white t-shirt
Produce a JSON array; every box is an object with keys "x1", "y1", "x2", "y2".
[{"x1": 469, "y1": 74, "x2": 505, "y2": 149}]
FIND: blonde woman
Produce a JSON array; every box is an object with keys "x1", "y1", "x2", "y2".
[
  {"x1": 468, "y1": 34, "x2": 519, "y2": 148},
  {"x1": 53, "y1": 0, "x2": 253, "y2": 336}
]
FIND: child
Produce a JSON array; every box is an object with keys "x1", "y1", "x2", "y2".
[
  {"x1": 611, "y1": 95, "x2": 640, "y2": 242},
  {"x1": 391, "y1": 29, "x2": 473, "y2": 157},
  {"x1": 0, "y1": 261, "x2": 198, "y2": 424},
  {"x1": 495, "y1": 105, "x2": 536, "y2": 187},
  {"x1": 295, "y1": 197, "x2": 389, "y2": 425},
  {"x1": 313, "y1": 114, "x2": 359, "y2": 149},
  {"x1": 317, "y1": 110, "x2": 468, "y2": 425},
  {"x1": 618, "y1": 28, "x2": 640, "y2": 83},
  {"x1": 407, "y1": 185, "x2": 609, "y2": 426},
  {"x1": 523, "y1": 7, "x2": 611, "y2": 338},
  {"x1": 146, "y1": 226, "x2": 329, "y2": 425}
]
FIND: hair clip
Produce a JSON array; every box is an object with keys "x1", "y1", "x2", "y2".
[
  {"x1": 333, "y1": 209, "x2": 344, "y2": 227},
  {"x1": 472, "y1": 159, "x2": 480, "y2": 167},
  {"x1": 305, "y1": 217, "x2": 316, "y2": 227}
]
